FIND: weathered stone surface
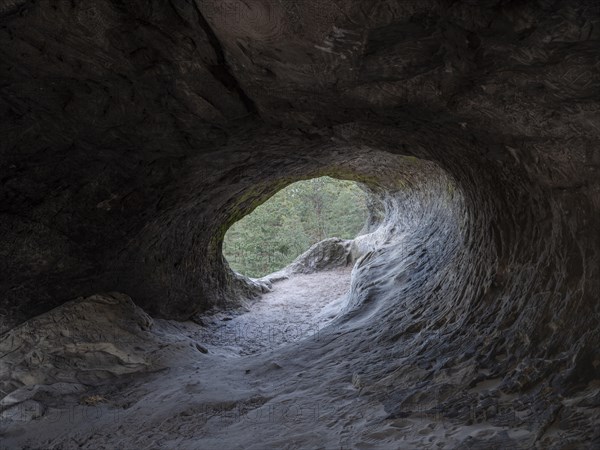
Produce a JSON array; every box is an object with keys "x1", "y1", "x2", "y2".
[
  {"x1": 0, "y1": 0, "x2": 599, "y2": 447},
  {"x1": 264, "y1": 237, "x2": 354, "y2": 281},
  {"x1": 0, "y1": 292, "x2": 206, "y2": 424},
  {"x1": 0, "y1": 293, "x2": 153, "y2": 402}
]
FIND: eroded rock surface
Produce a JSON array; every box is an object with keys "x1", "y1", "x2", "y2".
[
  {"x1": 0, "y1": 293, "x2": 206, "y2": 426},
  {"x1": 262, "y1": 237, "x2": 354, "y2": 284}
]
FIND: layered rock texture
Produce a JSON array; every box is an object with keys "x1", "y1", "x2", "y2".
[{"x1": 1, "y1": 0, "x2": 599, "y2": 448}]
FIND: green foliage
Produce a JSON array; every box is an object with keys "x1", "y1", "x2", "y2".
[{"x1": 223, "y1": 177, "x2": 368, "y2": 277}]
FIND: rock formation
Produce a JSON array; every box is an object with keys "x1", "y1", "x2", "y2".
[{"x1": 0, "y1": 0, "x2": 599, "y2": 447}]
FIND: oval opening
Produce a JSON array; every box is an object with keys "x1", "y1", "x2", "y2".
[{"x1": 223, "y1": 176, "x2": 369, "y2": 278}]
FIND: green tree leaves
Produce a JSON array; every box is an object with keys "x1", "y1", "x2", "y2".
[{"x1": 223, "y1": 177, "x2": 368, "y2": 277}]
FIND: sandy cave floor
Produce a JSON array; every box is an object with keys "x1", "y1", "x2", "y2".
[
  {"x1": 195, "y1": 267, "x2": 353, "y2": 356},
  {"x1": 1, "y1": 266, "x2": 563, "y2": 449},
  {"x1": 3, "y1": 268, "x2": 377, "y2": 449}
]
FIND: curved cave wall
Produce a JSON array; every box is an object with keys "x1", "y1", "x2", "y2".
[{"x1": 0, "y1": 0, "x2": 599, "y2": 423}]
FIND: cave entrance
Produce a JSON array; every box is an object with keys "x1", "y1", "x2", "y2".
[
  {"x1": 214, "y1": 176, "x2": 369, "y2": 355},
  {"x1": 223, "y1": 176, "x2": 369, "y2": 278}
]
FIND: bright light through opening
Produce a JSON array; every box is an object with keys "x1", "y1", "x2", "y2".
[{"x1": 223, "y1": 176, "x2": 368, "y2": 278}]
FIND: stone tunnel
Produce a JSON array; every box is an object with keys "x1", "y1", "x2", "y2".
[{"x1": 0, "y1": 1, "x2": 599, "y2": 448}]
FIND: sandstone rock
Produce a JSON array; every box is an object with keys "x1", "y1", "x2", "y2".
[
  {"x1": 0, "y1": 292, "x2": 198, "y2": 422},
  {"x1": 262, "y1": 238, "x2": 354, "y2": 283}
]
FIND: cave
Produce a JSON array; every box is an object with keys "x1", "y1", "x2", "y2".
[{"x1": 0, "y1": 1, "x2": 599, "y2": 448}]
